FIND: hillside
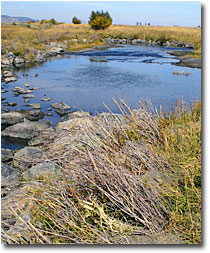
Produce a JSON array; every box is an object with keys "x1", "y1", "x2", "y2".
[{"x1": 1, "y1": 14, "x2": 36, "y2": 23}]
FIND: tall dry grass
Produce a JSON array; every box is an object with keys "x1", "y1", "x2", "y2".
[
  {"x1": 2, "y1": 99, "x2": 201, "y2": 244},
  {"x1": 1, "y1": 23, "x2": 201, "y2": 61}
]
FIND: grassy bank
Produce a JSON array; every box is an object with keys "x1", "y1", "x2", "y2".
[
  {"x1": 2, "y1": 99, "x2": 201, "y2": 244},
  {"x1": 1, "y1": 23, "x2": 201, "y2": 61}
]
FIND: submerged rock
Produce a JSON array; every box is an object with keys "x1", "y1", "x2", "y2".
[{"x1": 29, "y1": 103, "x2": 42, "y2": 109}]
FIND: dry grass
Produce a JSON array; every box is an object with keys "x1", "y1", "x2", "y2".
[
  {"x1": 1, "y1": 23, "x2": 201, "y2": 61},
  {"x1": 2, "y1": 99, "x2": 201, "y2": 244}
]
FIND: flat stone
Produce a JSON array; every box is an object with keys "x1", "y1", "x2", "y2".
[
  {"x1": 40, "y1": 97, "x2": 51, "y2": 101},
  {"x1": 29, "y1": 87, "x2": 41, "y2": 90},
  {"x1": 23, "y1": 162, "x2": 60, "y2": 179},
  {"x1": 12, "y1": 87, "x2": 33, "y2": 94},
  {"x1": 45, "y1": 113, "x2": 53, "y2": 116},
  {"x1": 3, "y1": 102, "x2": 17, "y2": 107},
  {"x1": 55, "y1": 108, "x2": 69, "y2": 116},
  {"x1": 24, "y1": 83, "x2": 30, "y2": 88},
  {"x1": 29, "y1": 103, "x2": 42, "y2": 109},
  {"x1": 1, "y1": 148, "x2": 14, "y2": 162},
  {"x1": 4, "y1": 77, "x2": 17, "y2": 83},
  {"x1": 1, "y1": 120, "x2": 51, "y2": 140},
  {"x1": 1, "y1": 90, "x2": 8, "y2": 93},
  {"x1": 3, "y1": 71, "x2": 14, "y2": 78},
  {"x1": 51, "y1": 102, "x2": 70, "y2": 110},
  {"x1": 19, "y1": 110, "x2": 45, "y2": 121},
  {"x1": 23, "y1": 94, "x2": 35, "y2": 99},
  {"x1": 1, "y1": 112, "x2": 24, "y2": 129}
]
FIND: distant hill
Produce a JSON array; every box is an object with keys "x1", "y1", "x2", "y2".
[{"x1": 1, "y1": 15, "x2": 36, "y2": 23}]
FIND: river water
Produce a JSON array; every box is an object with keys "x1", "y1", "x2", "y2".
[{"x1": 1, "y1": 45, "x2": 201, "y2": 148}]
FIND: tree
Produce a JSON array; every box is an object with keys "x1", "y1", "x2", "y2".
[
  {"x1": 88, "y1": 10, "x2": 112, "y2": 30},
  {"x1": 72, "y1": 16, "x2": 81, "y2": 24},
  {"x1": 50, "y1": 18, "x2": 57, "y2": 25}
]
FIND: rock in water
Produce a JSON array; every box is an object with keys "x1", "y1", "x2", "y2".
[
  {"x1": 29, "y1": 103, "x2": 42, "y2": 109},
  {"x1": 1, "y1": 112, "x2": 24, "y2": 129},
  {"x1": 51, "y1": 102, "x2": 70, "y2": 110},
  {"x1": 1, "y1": 120, "x2": 51, "y2": 140}
]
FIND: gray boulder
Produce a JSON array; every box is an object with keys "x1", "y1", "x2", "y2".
[
  {"x1": 1, "y1": 162, "x2": 21, "y2": 186},
  {"x1": 1, "y1": 112, "x2": 24, "y2": 129},
  {"x1": 28, "y1": 103, "x2": 42, "y2": 109},
  {"x1": 14, "y1": 56, "x2": 25, "y2": 65},
  {"x1": 23, "y1": 162, "x2": 60, "y2": 179},
  {"x1": 61, "y1": 111, "x2": 90, "y2": 122},
  {"x1": 19, "y1": 110, "x2": 44, "y2": 121},
  {"x1": 1, "y1": 120, "x2": 51, "y2": 140},
  {"x1": 56, "y1": 117, "x2": 94, "y2": 131},
  {"x1": 13, "y1": 146, "x2": 44, "y2": 170},
  {"x1": 51, "y1": 102, "x2": 70, "y2": 110},
  {"x1": 1, "y1": 148, "x2": 14, "y2": 162}
]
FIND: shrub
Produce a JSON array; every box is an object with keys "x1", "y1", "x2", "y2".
[
  {"x1": 88, "y1": 10, "x2": 112, "y2": 30},
  {"x1": 72, "y1": 16, "x2": 81, "y2": 24},
  {"x1": 50, "y1": 18, "x2": 57, "y2": 25}
]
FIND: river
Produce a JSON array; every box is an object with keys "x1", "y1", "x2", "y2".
[{"x1": 1, "y1": 44, "x2": 201, "y2": 148}]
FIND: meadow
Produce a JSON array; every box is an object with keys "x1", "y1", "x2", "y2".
[{"x1": 1, "y1": 23, "x2": 201, "y2": 61}]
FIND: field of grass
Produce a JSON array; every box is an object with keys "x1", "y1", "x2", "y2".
[
  {"x1": 1, "y1": 23, "x2": 201, "y2": 61},
  {"x1": 2, "y1": 99, "x2": 201, "y2": 244}
]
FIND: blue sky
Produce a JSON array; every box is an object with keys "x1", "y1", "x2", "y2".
[{"x1": 1, "y1": 1, "x2": 201, "y2": 26}]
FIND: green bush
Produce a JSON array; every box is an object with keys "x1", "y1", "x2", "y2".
[
  {"x1": 72, "y1": 16, "x2": 81, "y2": 24},
  {"x1": 88, "y1": 10, "x2": 112, "y2": 30}
]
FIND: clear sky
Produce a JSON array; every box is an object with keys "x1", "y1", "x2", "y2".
[{"x1": 1, "y1": 1, "x2": 201, "y2": 27}]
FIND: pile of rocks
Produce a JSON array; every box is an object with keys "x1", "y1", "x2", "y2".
[{"x1": 103, "y1": 38, "x2": 194, "y2": 49}]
